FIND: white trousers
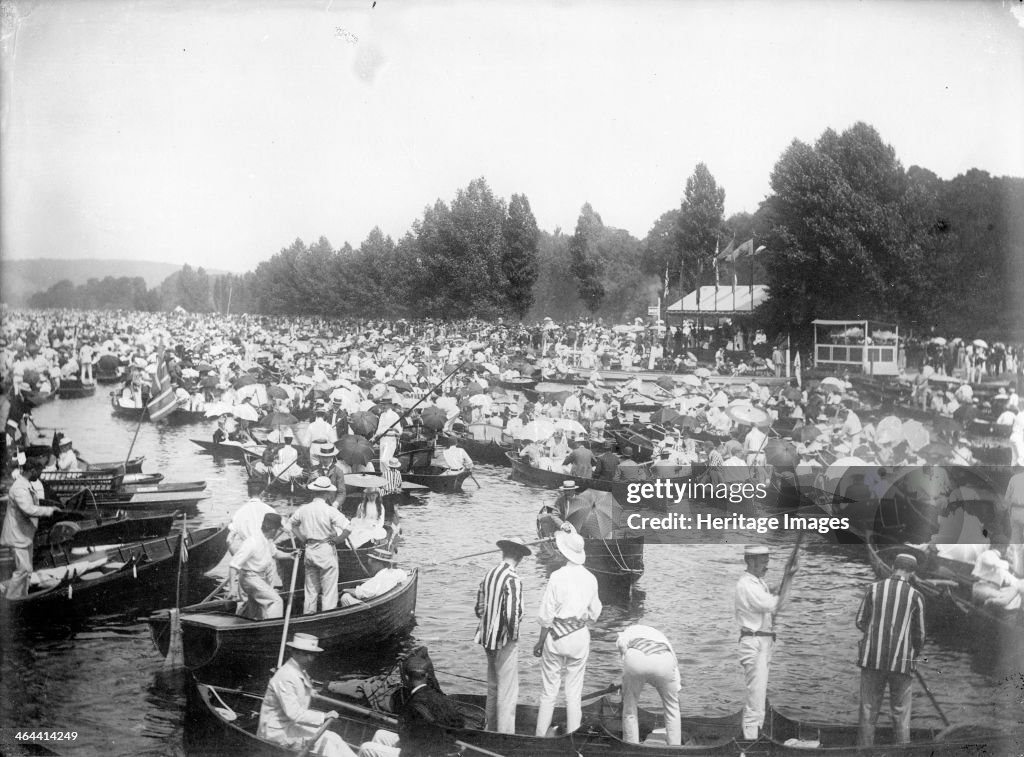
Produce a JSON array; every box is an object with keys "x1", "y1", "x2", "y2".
[
  {"x1": 3, "y1": 546, "x2": 33, "y2": 599},
  {"x1": 304, "y1": 542, "x2": 339, "y2": 614},
  {"x1": 536, "y1": 628, "x2": 590, "y2": 736},
  {"x1": 737, "y1": 636, "x2": 773, "y2": 739},
  {"x1": 237, "y1": 572, "x2": 283, "y2": 620},
  {"x1": 260, "y1": 721, "x2": 355, "y2": 757},
  {"x1": 621, "y1": 648, "x2": 681, "y2": 745},
  {"x1": 379, "y1": 436, "x2": 398, "y2": 466},
  {"x1": 485, "y1": 640, "x2": 519, "y2": 734},
  {"x1": 358, "y1": 729, "x2": 400, "y2": 757}
]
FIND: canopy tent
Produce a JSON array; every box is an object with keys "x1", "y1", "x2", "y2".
[
  {"x1": 666, "y1": 285, "x2": 769, "y2": 316},
  {"x1": 812, "y1": 319, "x2": 900, "y2": 376}
]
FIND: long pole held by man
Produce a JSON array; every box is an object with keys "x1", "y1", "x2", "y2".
[{"x1": 735, "y1": 544, "x2": 798, "y2": 740}]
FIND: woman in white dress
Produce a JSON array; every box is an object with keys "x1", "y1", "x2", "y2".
[{"x1": 347, "y1": 488, "x2": 388, "y2": 548}]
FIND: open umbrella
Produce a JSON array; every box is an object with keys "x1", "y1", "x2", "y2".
[
  {"x1": 420, "y1": 406, "x2": 448, "y2": 431},
  {"x1": 973, "y1": 339, "x2": 988, "y2": 349},
  {"x1": 554, "y1": 418, "x2": 587, "y2": 436},
  {"x1": 930, "y1": 337, "x2": 948, "y2": 346},
  {"x1": 765, "y1": 438, "x2": 799, "y2": 468},
  {"x1": 819, "y1": 377, "x2": 845, "y2": 391},
  {"x1": 236, "y1": 383, "x2": 268, "y2": 406},
  {"x1": 348, "y1": 411, "x2": 379, "y2": 437},
  {"x1": 900, "y1": 419, "x2": 930, "y2": 451},
  {"x1": 875, "y1": 416, "x2": 903, "y2": 445},
  {"x1": 679, "y1": 374, "x2": 702, "y2": 388},
  {"x1": 725, "y1": 405, "x2": 770, "y2": 427},
  {"x1": 515, "y1": 419, "x2": 556, "y2": 441},
  {"x1": 96, "y1": 354, "x2": 121, "y2": 372},
  {"x1": 563, "y1": 490, "x2": 623, "y2": 539},
  {"x1": 204, "y1": 401, "x2": 233, "y2": 417},
  {"x1": 232, "y1": 374, "x2": 258, "y2": 389},
  {"x1": 468, "y1": 393, "x2": 490, "y2": 408},
  {"x1": 387, "y1": 379, "x2": 414, "y2": 393},
  {"x1": 259, "y1": 411, "x2": 298, "y2": 429},
  {"x1": 335, "y1": 434, "x2": 374, "y2": 467},
  {"x1": 655, "y1": 376, "x2": 675, "y2": 391},
  {"x1": 694, "y1": 367, "x2": 711, "y2": 378},
  {"x1": 651, "y1": 407, "x2": 681, "y2": 425},
  {"x1": 918, "y1": 441, "x2": 953, "y2": 461},
  {"x1": 231, "y1": 403, "x2": 259, "y2": 422},
  {"x1": 480, "y1": 362, "x2": 501, "y2": 374},
  {"x1": 292, "y1": 374, "x2": 314, "y2": 385}
]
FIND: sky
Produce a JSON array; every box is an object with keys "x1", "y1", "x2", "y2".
[{"x1": 2, "y1": 0, "x2": 1022, "y2": 273}]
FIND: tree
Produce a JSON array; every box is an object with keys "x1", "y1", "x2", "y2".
[
  {"x1": 676, "y1": 163, "x2": 726, "y2": 296},
  {"x1": 501, "y1": 193, "x2": 540, "y2": 319},
  {"x1": 568, "y1": 203, "x2": 606, "y2": 312}
]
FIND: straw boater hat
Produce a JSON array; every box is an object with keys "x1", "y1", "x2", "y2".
[
  {"x1": 558, "y1": 480, "x2": 578, "y2": 492},
  {"x1": 368, "y1": 548, "x2": 398, "y2": 564},
  {"x1": 497, "y1": 538, "x2": 532, "y2": 559},
  {"x1": 317, "y1": 443, "x2": 337, "y2": 458},
  {"x1": 385, "y1": 457, "x2": 402, "y2": 469},
  {"x1": 307, "y1": 476, "x2": 338, "y2": 493},
  {"x1": 286, "y1": 633, "x2": 325, "y2": 653},
  {"x1": 555, "y1": 530, "x2": 586, "y2": 565},
  {"x1": 59, "y1": 437, "x2": 74, "y2": 447},
  {"x1": 744, "y1": 545, "x2": 769, "y2": 557}
]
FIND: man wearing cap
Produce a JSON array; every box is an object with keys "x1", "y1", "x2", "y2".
[
  {"x1": 474, "y1": 538, "x2": 531, "y2": 734},
  {"x1": 310, "y1": 443, "x2": 347, "y2": 509},
  {"x1": 340, "y1": 548, "x2": 409, "y2": 605},
  {"x1": 374, "y1": 398, "x2": 402, "y2": 467},
  {"x1": 533, "y1": 529, "x2": 603, "y2": 737},
  {"x1": 616, "y1": 624, "x2": 682, "y2": 745},
  {"x1": 273, "y1": 428, "x2": 300, "y2": 482},
  {"x1": 291, "y1": 477, "x2": 352, "y2": 614},
  {"x1": 735, "y1": 544, "x2": 797, "y2": 740},
  {"x1": 229, "y1": 512, "x2": 288, "y2": 620},
  {"x1": 1, "y1": 458, "x2": 63, "y2": 598},
  {"x1": 258, "y1": 633, "x2": 353, "y2": 757},
  {"x1": 856, "y1": 552, "x2": 925, "y2": 746},
  {"x1": 380, "y1": 457, "x2": 404, "y2": 496}
]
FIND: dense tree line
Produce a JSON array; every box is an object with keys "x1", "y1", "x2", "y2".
[{"x1": 23, "y1": 135, "x2": 1022, "y2": 337}]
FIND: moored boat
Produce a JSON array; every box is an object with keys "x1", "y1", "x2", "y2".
[
  {"x1": 147, "y1": 569, "x2": 419, "y2": 667},
  {"x1": 57, "y1": 378, "x2": 97, "y2": 399}
]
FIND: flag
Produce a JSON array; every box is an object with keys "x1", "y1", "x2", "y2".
[
  {"x1": 715, "y1": 239, "x2": 736, "y2": 263},
  {"x1": 733, "y1": 238, "x2": 755, "y2": 261},
  {"x1": 147, "y1": 358, "x2": 178, "y2": 422},
  {"x1": 180, "y1": 533, "x2": 189, "y2": 563}
]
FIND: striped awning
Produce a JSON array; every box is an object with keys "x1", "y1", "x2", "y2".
[{"x1": 666, "y1": 285, "x2": 769, "y2": 315}]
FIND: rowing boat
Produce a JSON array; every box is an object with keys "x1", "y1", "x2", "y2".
[
  {"x1": 147, "y1": 570, "x2": 418, "y2": 668},
  {"x1": 57, "y1": 378, "x2": 97, "y2": 399},
  {"x1": 191, "y1": 438, "x2": 266, "y2": 461},
  {"x1": 2, "y1": 525, "x2": 228, "y2": 624}
]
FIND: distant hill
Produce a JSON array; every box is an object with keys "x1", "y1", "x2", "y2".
[{"x1": 0, "y1": 258, "x2": 233, "y2": 306}]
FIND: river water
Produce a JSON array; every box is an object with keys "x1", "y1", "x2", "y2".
[{"x1": 1, "y1": 390, "x2": 1020, "y2": 756}]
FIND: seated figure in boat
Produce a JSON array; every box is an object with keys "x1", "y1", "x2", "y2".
[
  {"x1": 340, "y1": 548, "x2": 408, "y2": 606},
  {"x1": 434, "y1": 436, "x2": 474, "y2": 475},
  {"x1": 971, "y1": 545, "x2": 1022, "y2": 612},
  {"x1": 348, "y1": 488, "x2": 389, "y2": 549}
]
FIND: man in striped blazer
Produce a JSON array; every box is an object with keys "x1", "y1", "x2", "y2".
[
  {"x1": 855, "y1": 553, "x2": 925, "y2": 747},
  {"x1": 474, "y1": 538, "x2": 532, "y2": 734}
]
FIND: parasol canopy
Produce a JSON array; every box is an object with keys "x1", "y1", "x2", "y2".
[
  {"x1": 765, "y1": 438, "x2": 799, "y2": 468},
  {"x1": 972, "y1": 339, "x2": 988, "y2": 349},
  {"x1": 899, "y1": 419, "x2": 930, "y2": 451},
  {"x1": 420, "y1": 406, "x2": 448, "y2": 431},
  {"x1": 335, "y1": 434, "x2": 374, "y2": 467},
  {"x1": 930, "y1": 337, "x2": 947, "y2": 346},
  {"x1": 679, "y1": 374, "x2": 702, "y2": 388},
  {"x1": 236, "y1": 384, "x2": 268, "y2": 406},
  {"x1": 259, "y1": 411, "x2": 298, "y2": 429},
  {"x1": 232, "y1": 374, "x2": 258, "y2": 389},
  {"x1": 725, "y1": 405, "x2": 770, "y2": 427},
  {"x1": 651, "y1": 407, "x2": 681, "y2": 425},
  {"x1": 554, "y1": 418, "x2": 587, "y2": 436},
  {"x1": 386, "y1": 379, "x2": 414, "y2": 393},
  {"x1": 819, "y1": 377, "x2": 845, "y2": 391},
  {"x1": 345, "y1": 473, "x2": 389, "y2": 488},
  {"x1": 874, "y1": 416, "x2": 903, "y2": 446},
  {"x1": 348, "y1": 411, "x2": 379, "y2": 437},
  {"x1": 266, "y1": 385, "x2": 290, "y2": 400},
  {"x1": 562, "y1": 490, "x2": 623, "y2": 539},
  {"x1": 231, "y1": 403, "x2": 259, "y2": 422},
  {"x1": 655, "y1": 376, "x2": 675, "y2": 391}
]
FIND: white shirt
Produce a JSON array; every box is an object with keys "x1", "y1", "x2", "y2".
[
  {"x1": 307, "y1": 418, "x2": 337, "y2": 445},
  {"x1": 442, "y1": 446, "x2": 474, "y2": 470},
  {"x1": 353, "y1": 567, "x2": 409, "y2": 600},
  {"x1": 229, "y1": 499, "x2": 276, "y2": 542},
  {"x1": 1, "y1": 476, "x2": 55, "y2": 549},
  {"x1": 230, "y1": 532, "x2": 282, "y2": 574},
  {"x1": 289, "y1": 498, "x2": 349, "y2": 543},
  {"x1": 537, "y1": 563, "x2": 602, "y2": 628},
  {"x1": 735, "y1": 572, "x2": 778, "y2": 632}
]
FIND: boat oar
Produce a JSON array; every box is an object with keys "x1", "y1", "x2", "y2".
[
  {"x1": 914, "y1": 667, "x2": 950, "y2": 727},
  {"x1": 376, "y1": 359, "x2": 471, "y2": 440},
  {"x1": 424, "y1": 537, "x2": 552, "y2": 568},
  {"x1": 276, "y1": 546, "x2": 304, "y2": 670},
  {"x1": 773, "y1": 532, "x2": 803, "y2": 620},
  {"x1": 296, "y1": 716, "x2": 337, "y2": 757},
  {"x1": 468, "y1": 470, "x2": 482, "y2": 489},
  {"x1": 199, "y1": 576, "x2": 231, "y2": 604}
]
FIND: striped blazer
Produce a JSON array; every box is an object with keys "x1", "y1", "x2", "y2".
[
  {"x1": 474, "y1": 563, "x2": 523, "y2": 652},
  {"x1": 856, "y1": 576, "x2": 925, "y2": 674}
]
